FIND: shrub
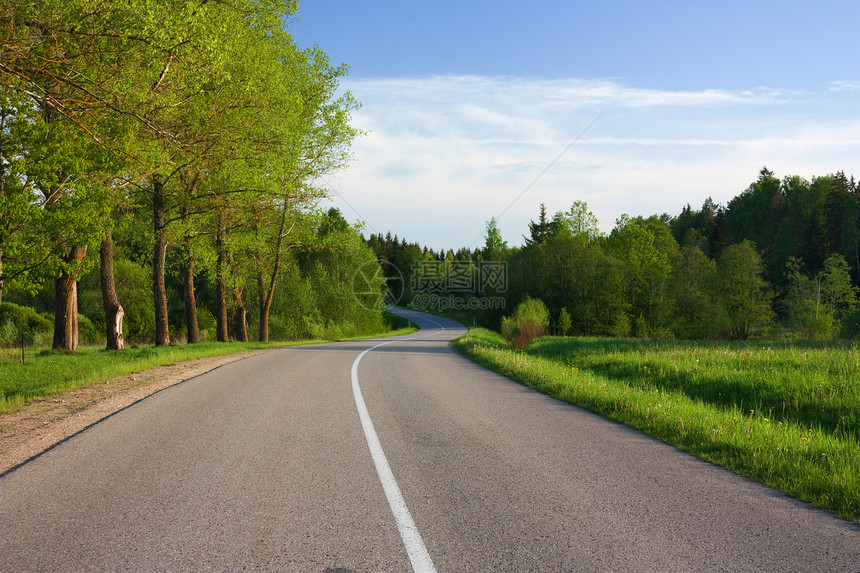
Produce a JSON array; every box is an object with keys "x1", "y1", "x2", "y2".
[
  {"x1": 557, "y1": 307, "x2": 572, "y2": 336},
  {"x1": 501, "y1": 296, "x2": 550, "y2": 349},
  {"x1": 0, "y1": 302, "x2": 53, "y2": 347},
  {"x1": 77, "y1": 314, "x2": 102, "y2": 345}
]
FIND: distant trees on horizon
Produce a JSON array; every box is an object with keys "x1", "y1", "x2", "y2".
[{"x1": 368, "y1": 167, "x2": 860, "y2": 341}]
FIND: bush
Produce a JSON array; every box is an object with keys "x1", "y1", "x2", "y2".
[
  {"x1": 556, "y1": 307, "x2": 572, "y2": 336},
  {"x1": 609, "y1": 311, "x2": 631, "y2": 338},
  {"x1": 77, "y1": 314, "x2": 102, "y2": 345},
  {"x1": 266, "y1": 316, "x2": 293, "y2": 341},
  {"x1": 0, "y1": 302, "x2": 53, "y2": 347},
  {"x1": 196, "y1": 308, "x2": 216, "y2": 342},
  {"x1": 501, "y1": 296, "x2": 550, "y2": 349}
]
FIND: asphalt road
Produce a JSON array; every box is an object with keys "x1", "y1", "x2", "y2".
[{"x1": 1, "y1": 308, "x2": 858, "y2": 572}]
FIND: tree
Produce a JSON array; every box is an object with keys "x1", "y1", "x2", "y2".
[
  {"x1": 0, "y1": 89, "x2": 49, "y2": 308},
  {"x1": 671, "y1": 246, "x2": 725, "y2": 339},
  {"x1": 822, "y1": 171, "x2": 852, "y2": 257},
  {"x1": 717, "y1": 240, "x2": 774, "y2": 339},
  {"x1": 525, "y1": 204, "x2": 551, "y2": 246},
  {"x1": 483, "y1": 218, "x2": 510, "y2": 261},
  {"x1": 607, "y1": 215, "x2": 675, "y2": 335},
  {"x1": 553, "y1": 200, "x2": 601, "y2": 241},
  {"x1": 784, "y1": 257, "x2": 830, "y2": 339},
  {"x1": 99, "y1": 231, "x2": 124, "y2": 349},
  {"x1": 557, "y1": 307, "x2": 572, "y2": 336},
  {"x1": 820, "y1": 254, "x2": 858, "y2": 323},
  {"x1": 724, "y1": 167, "x2": 783, "y2": 275}
]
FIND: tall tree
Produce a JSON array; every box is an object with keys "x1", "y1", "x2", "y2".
[
  {"x1": 672, "y1": 246, "x2": 725, "y2": 338},
  {"x1": 483, "y1": 218, "x2": 510, "y2": 261},
  {"x1": 607, "y1": 215, "x2": 674, "y2": 334},
  {"x1": 717, "y1": 240, "x2": 774, "y2": 339},
  {"x1": 553, "y1": 200, "x2": 601, "y2": 241},
  {"x1": 525, "y1": 204, "x2": 551, "y2": 246}
]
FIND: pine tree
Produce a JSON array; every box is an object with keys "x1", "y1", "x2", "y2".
[{"x1": 525, "y1": 204, "x2": 551, "y2": 246}]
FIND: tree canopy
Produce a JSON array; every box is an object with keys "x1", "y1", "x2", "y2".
[{"x1": 0, "y1": 1, "x2": 370, "y2": 350}]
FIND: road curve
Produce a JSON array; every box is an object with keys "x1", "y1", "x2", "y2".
[{"x1": 1, "y1": 308, "x2": 858, "y2": 572}]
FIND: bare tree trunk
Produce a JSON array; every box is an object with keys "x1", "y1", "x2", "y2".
[
  {"x1": 100, "y1": 231, "x2": 124, "y2": 350},
  {"x1": 152, "y1": 175, "x2": 170, "y2": 346},
  {"x1": 52, "y1": 245, "x2": 87, "y2": 351}
]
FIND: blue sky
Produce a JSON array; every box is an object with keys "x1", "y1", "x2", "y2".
[{"x1": 290, "y1": 1, "x2": 860, "y2": 251}]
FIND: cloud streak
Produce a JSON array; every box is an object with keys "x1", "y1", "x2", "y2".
[{"x1": 327, "y1": 76, "x2": 859, "y2": 249}]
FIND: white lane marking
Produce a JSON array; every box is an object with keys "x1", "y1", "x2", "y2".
[{"x1": 351, "y1": 338, "x2": 438, "y2": 573}]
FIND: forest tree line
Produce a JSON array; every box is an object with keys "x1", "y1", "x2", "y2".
[
  {"x1": 0, "y1": 1, "x2": 389, "y2": 350},
  {"x1": 369, "y1": 167, "x2": 860, "y2": 341}
]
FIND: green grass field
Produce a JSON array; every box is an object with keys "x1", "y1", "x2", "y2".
[
  {"x1": 452, "y1": 328, "x2": 860, "y2": 524},
  {"x1": 0, "y1": 327, "x2": 416, "y2": 416}
]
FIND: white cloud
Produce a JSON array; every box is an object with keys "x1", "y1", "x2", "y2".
[
  {"x1": 326, "y1": 76, "x2": 860, "y2": 249},
  {"x1": 829, "y1": 80, "x2": 860, "y2": 92}
]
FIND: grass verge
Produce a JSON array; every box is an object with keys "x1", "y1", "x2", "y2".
[
  {"x1": 452, "y1": 328, "x2": 860, "y2": 524},
  {"x1": 0, "y1": 327, "x2": 416, "y2": 416}
]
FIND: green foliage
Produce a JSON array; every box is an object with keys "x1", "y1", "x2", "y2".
[
  {"x1": 482, "y1": 217, "x2": 510, "y2": 261},
  {"x1": 557, "y1": 307, "x2": 572, "y2": 336},
  {"x1": 114, "y1": 258, "x2": 157, "y2": 343},
  {"x1": 552, "y1": 200, "x2": 601, "y2": 241},
  {"x1": 501, "y1": 296, "x2": 550, "y2": 349},
  {"x1": 784, "y1": 254, "x2": 858, "y2": 340},
  {"x1": 384, "y1": 310, "x2": 412, "y2": 331},
  {"x1": 671, "y1": 246, "x2": 727, "y2": 339},
  {"x1": 716, "y1": 240, "x2": 774, "y2": 339},
  {"x1": 840, "y1": 309, "x2": 860, "y2": 339},
  {"x1": 77, "y1": 314, "x2": 101, "y2": 346},
  {"x1": 0, "y1": 302, "x2": 53, "y2": 347},
  {"x1": 607, "y1": 214, "x2": 676, "y2": 332}
]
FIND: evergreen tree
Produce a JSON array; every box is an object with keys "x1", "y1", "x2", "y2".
[{"x1": 525, "y1": 204, "x2": 551, "y2": 246}]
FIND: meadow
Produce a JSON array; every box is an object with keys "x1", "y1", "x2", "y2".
[{"x1": 452, "y1": 328, "x2": 860, "y2": 523}]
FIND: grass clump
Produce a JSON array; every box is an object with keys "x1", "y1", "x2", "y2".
[{"x1": 452, "y1": 329, "x2": 860, "y2": 524}]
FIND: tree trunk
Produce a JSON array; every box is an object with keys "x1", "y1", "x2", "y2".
[
  {"x1": 228, "y1": 252, "x2": 247, "y2": 342},
  {"x1": 100, "y1": 231, "x2": 124, "y2": 350},
  {"x1": 214, "y1": 218, "x2": 229, "y2": 342},
  {"x1": 152, "y1": 175, "x2": 170, "y2": 346},
  {"x1": 52, "y1": 245, "x2": 87, "y2": 351},
  {"x1": 214, "y1": 258, "x2": 228, "y2": 342},
  {"x1": 234, "y1": 305, "x2": 247, "y2": 342},
  {"x1": 257, "y1": 270, "x2": 270, "y2": 342},
  {"x1": 180, "y1": 186, "x2": 200, "y2": 344},
  {"x1": 255, "y1": 202, "x2": 291, "y2": 343},
  {"x1": 183, "y1": 244, "x2": 200, "y2": 344}
]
